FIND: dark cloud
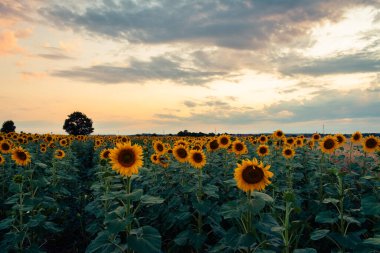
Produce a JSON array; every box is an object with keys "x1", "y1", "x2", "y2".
[
  {"x1": 53, "y1": 56, "x2": 226, "y2": 85},
  {"x1": 280, "y1": 53, "x2": 380, "y2": 76},
  {"x1": 39, "y1": 0, "x2": 376, "y2": 50},
  {"x1": 38, "y1": 53, "x2": 73, "y2": 60}
]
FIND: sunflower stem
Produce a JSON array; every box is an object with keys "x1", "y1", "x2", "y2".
[
  {"x1": 319, "y1": 153, "x2": 325, "y2": 202},
  {"x1": 125, "y1": 176, "x2": 132, "y2": 235}
]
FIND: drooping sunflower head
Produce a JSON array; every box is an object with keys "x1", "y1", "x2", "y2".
[
  {"x1": 320, "y1": 135, "x2": 337, "y2": 154},
  {"x1": 234, "y1": 158, "x2": 273, "y2": 192},
  {"x1": 11, "y1": 147, "x2": 31, "y2": 166},
  {"x1": 109, "y1": 142, "x2": 143, "y2": 177},
  {"x1": 218, "y1": 134, "x2": 231, "y2": 148},
  {"x1": 0, "y1": 140, "x2": 12, "y2": 154},
  {"x1": 54, "y1": 149, "x2": 66, "y2": 159},
  {"x1": 173, "y1": 145, "x2": 189, "y2": 163},
  {"x1": 207, "y1": 138, "x2": 219, "y2": 152},
  {"x1": 153, "y1": 140, "x2": 166, "y2": 154},
  {"x1": 362, "y1": 135, "x2": 378, "y2": 153},
  {"x1": 273, "y1": 130, "x2": 284, "y2": 139},
  {"x1": 0, "y1": 154, "x2": 5, "y2": 165},
  {"x1": 188, "y1": 150, "x2": 206, "y2": 169},
  {"x1": 312, "y1": 133, "x2": 321, "y2": 141},
  {"x1": 100, "y1": 149, "x2": 111, "y2": 160},
  {"x1": 231, "y1": 140, "x2": 248, "y2": 155},
  {"x1": 282, "y1": 146, "x2": 295, "y2": 159},
  {"x1": 334, "y1": 134, "x2": 346, "y2": 148},
  {"x1": 257, "y1": 145, "x2": 270, "y2": 157},
  {"x1": 350, "y1": 131, "x2": 362, "y2": 144}
]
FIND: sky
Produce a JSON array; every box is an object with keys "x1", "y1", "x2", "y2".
[{"x1": 1, "y1": 0, "x2": 380, "y2": 135}]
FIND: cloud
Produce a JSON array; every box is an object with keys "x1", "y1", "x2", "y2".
[
  {"x1": 38, "y1": 53, "x2": 73, "y2": 60},
  {"x1": 0, "y1": 30, "x2": 25, "y2": 55},
  {"x1": 39, "y1": 0, "x2": 378, "y2": 50},
  {"x1": 21, "y1": 71, "x2": 47, "y2": 80},
  {"x1": 52, "y1": 56, "x2": 226, "y2": 85}
]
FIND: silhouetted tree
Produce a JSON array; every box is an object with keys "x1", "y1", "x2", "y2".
[
  {"x1": 63, "y1": 112, "x2": 94, "y2": 135},
  {"x1": 1, "y1": 120, "x2": 16, "y2": 133}
]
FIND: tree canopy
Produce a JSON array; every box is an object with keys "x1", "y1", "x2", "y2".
[
  {"x1": 1, "y1": 120, "x2": 16, "y2": 133},
  {"x1": 63, "y1": 112, "x2": 94, "y2": 135}
]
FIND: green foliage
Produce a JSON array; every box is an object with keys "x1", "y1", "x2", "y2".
[
  {"x1": 1, "y1": 120, "x2": 16, "y2": 133},
  {"x1": 63, "y1": 111, "x2": 94, "y2": 135}
]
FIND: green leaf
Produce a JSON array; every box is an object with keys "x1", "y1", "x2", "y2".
[
  {"x1": 293, "y1": 249, "x2": 317, "y2": 253},
  {"x1": 224, "y1": 227, "x2": 256, "y2": 250},
  {"x1": 174, "y1": 230, "x2": 191, "y2": 246},
  {"x1": 220, "y1": 201, "x2": 241, "y2": 219},
  {"x1": 140, "y1": 195, "x2": 164, "y2": 206},
  {"x1": 127, "y1": 226, "x2": 161, "y2": 253},
  {"x1": 310, "y1": 229, "x2": 330, "y2": 240},
  {"x1": 343, "y1": 215, "x2": 361, "y2": 225},
  {"x1": 253, "y1": 191, "x2": 274, "y2": 203},
  {"x1": 362, "y1": 237, "x2": 380, "y2": 249},
  {"x1": 315, "y1": 211, "x2": 338, "y2": 224},
  {"x1": 0, "y1": 217, "x2": 14, "y2": 230},
  {"x1": 43, "y1": 221, "x2": 62, "y2": 233},
  {"x1": 189, "y1": 232, "x2": 207, "y2": 250},
  {"x1": 203, "y1": 184, "x2": 219, "y2": 198},
  {"x1": 361, "y1": 195, "x2": 380, "y2": 215},
  {"x1": 35, "y1": 162, "x2": 48, "y2": 168},
  {"x1": 322, "y1": 198, "x2": 339, "y2": 204},
  {"x1": 106, "y1": 219, "x2": 131, "y2": 234}
]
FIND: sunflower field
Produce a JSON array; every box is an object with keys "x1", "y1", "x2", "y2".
[{"x1": 0, "y1": 131, "x2": 379, "y2": 253}]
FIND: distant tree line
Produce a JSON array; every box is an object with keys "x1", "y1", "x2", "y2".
[{"x1": 177, "y1": 130, "x2": 216, "y2": 137}]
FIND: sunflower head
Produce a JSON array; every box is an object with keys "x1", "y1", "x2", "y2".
[
  {"x1": 282, "y1": 146, "x2": 295, "y2": 159},
  {"x1": 234, "y1": 158, "x2": 273, "y2": 192},
  {"x1": 54, "y1": 149, "x2": 66, "y2": 159},
  {"x1": 153, "y1": 140, "x2": 166, "y2": 154},
  {"x1": 312, "y1": 133, "x2": 321, "y2": 141},
  {"x1": 0, "y1": 154, "x2": 5, "y2": 165},
  {"x1": 334, "y1": 134, "x2": 346, "y2": 148},
  {"x1": 188, "y1": 150, "x2": 206, "y2": 169},
  {"x1": 257, "y1": 145, "x2": 270, "y2": 157},
  {"x1": 0, "y1": 140, "x2": 12, "y2": 154},
  {"x1": 173, "y1": 145, "x2": 189, "y2": 163},
  {"x1": 231, "y1": 140, "x2": 248, "y2": 155},
  {"x1": 259, "y1": 135, "x2": 268, "y2": 144},
  {"x1": 109, "y1": 142, "x2": 144, "y2": 177},
  {"x1": 295, "y1": 138, "x2": 304, "y2": 147},
  {"x1": 273, "y1": 130, "x2": 284, "y2": 139},
  {"x1": 11, "y1": 147, "x2": 31, "y2": 166},
  {"x1": 59, "y1": 138, "x2": 69, "y2": 147},
  {"x1": 320, "y1": 135, "x2": 337, "y2": 154},
  {"x1": 362, "y1": 135, "x2": 378, "y2": 153},
  {"x1": 150, "y1": 153, "x2": 160, "y2": 164},
  {"x1": 207, "y1": 138, "x2": 219, "y2": 152},
  {"x1": 100, "y1": 149, "x2": 111, "y2": 160},
  {"x1": 350, "y1": 131, "x2": 362, "y2": 144},
  {"x1": 218, "y1": 134, "x2": 231, "y2": 148},
  {"x1": 158, "y1": 154, "x2": 170, "y2": 168}
]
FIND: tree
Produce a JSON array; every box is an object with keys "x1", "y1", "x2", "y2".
[
  {"x1": 1, "y1": 120, "x2": 16, "y2": 133},
  {"x1": 63, "y1": 112, "x2": 94, "y2": 135}
]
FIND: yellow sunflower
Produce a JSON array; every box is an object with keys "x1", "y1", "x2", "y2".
[
  {"x1": 0, "y1": 140, "x2": 12, "y2": 154},
  {"x1": 295, "y1": 138, "x2": 304, "y2": 148},
  {"x1": 0, "y1": 154, "x2": 5, "y2": 165},
  {"x1": 158, "y1": 154, "x2": 170, "y2": 168},
  {"x1": 234, "y1": 158, "x2": 273, "y2": 192},
  {"x1": 109, "y1": 142, "x2": 144, "y2": 177},
  {"x1": 188, "y1": 150, "x2": 206, "y2": 169},
  {"x1": 100, "y1": 149, "x2": 111, "y2": 160},
  {"x1": 259, "y1": 135, "x2": 268, "y2": 144},
  {"x1": 40, "y1": 146, "x2": 47, "y2": 153},
  {"x1": 153, "y1": 140, "x2": 166, "y2": 154},
  {"x1": 334, "y1": 134, "x2": 346, "y2": 148},
  {"x1": 150, "y1": 153, "x2": 160, "y2": 165},
  {"x1": 59, "y1": 138, "x2": 69, "y2": 147},
  {"x1": 320, "y1": 135, "x2": 337, "y2": 154},
  {"x1": 11, "y1": 147, "x2": 31, "y2": 166},
  {"x1": 350, "y1": 131, "x2": 362, "y2": 144},
  {"x1": 312, "y1": 133, "x2": 321, "y2": 141},
  {"x1": 362, "y1": 135, "x2": 378, "y2": 153},
  {"x1": 218, "y1": 134, "x2": 231, "y2": 148},
  {"x1": 231, "y1": 140, "x2": 248, "y2": 155},
  {"x1": 273, "y1": 130, "x2": 284, "y2": 139},
  {"x1": 307, "y1": 140, "x2": 315, "y2": 150},
  {"x1": 285, "y1": 137, "x2": 295, "y2": 147},
  {"x1": 54, "y1": 149, "x2": 66, "y2": 159},
  {"x1": 257, "y1": 145, "x2": 270, "y2": 157},
  {"x1": 206, "y1": 138, "x2": 219, "y2": 152},
  {"x1": 282, "y1": 146, "x2": 295, "y2": 159},
  {"x1": 173, "y1": 145, "x2": 189, "y2": 163}
]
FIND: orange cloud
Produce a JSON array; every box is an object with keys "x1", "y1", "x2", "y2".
[
  {"x1": 21, "y1": 71, "x2": 47, "y2": 80},
  {"x1": 0, "y1": 30, "x2": 25, "y2": 55}
]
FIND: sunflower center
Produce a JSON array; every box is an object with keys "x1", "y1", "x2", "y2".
[
  {"x1": 192, "y1": 152, "x2": 203, "y2": 163},
  {"x1": 284, "y1": 149, "x2": 292, "y2": 156},
  {"x1": 176, "y1": 148, "x2": 188, "y2": 158},
  {"x1": 156, "y1": 144, "x2": 164, "y2": 152},
  {"x1": 242, "y1": 165, "x2": 264, "y2": 184},
  {"x1": 365, "y1": 138, "x2": 377, "y2": 149},
  {"x1": 220, "y1": 137, "x2": 228, "y2": 145},
  {"x1": 235, "y1": 143, "x2": 244, "y2": 151},
  {"x1": 210, "y1": 140, "x2": 219, "y2": 150},
  {"x1": 1, "y1": 143, "x2": 10, "y2": 151},
  {"x1": 57, "y1": 151, "x2": 63, "y2": 156},
  {"x1": 323, "y1": 139, "x2": 335, "y2": 150},
  {"x1": 16, "y1": 151, "x2": 27, "y2": 161},
  {"x1": 276, "y1": 131, "x2": 283, "y2": 137},
  {"x1": 313, "y1": 135, "x2": 320, "y2": 140},
  {"x1": 353, "y1": 134, "x2": 360, "y2": 141},
  {"x1": 259, "y1": 147, "x2": 267, "y2": 154},
  {"x1": 337, "y1": 136, "x2": 343, "y2": 143},
  {"x1": 117, "y1": 149, "x2": 136, "y2": 167},
  {"x1": 103, "y1": 150, "x2": 110, "y2": 158}
]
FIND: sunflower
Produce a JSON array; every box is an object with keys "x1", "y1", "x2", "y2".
[
  {"x1": 350, "y1": 131, "x2": 362, "y2": 144},
  {"x1": 153, "y1": 140, "x2": 166, "y2": 154},
  {"x1": 59, "y1": 138, "x2": 69, "y2": 147},
  {"x1": 282, "y1": 146, "x2": 295, "y2": 159},
  {"x1": 54, "y1": 149, "x2": 66, "y2": 159},
  {"x1": 218, "y1": 134, "x2": 231, "y2": 148},
  {"x1": 231, "y1": 140, "x2": 248, "y2": 155},
  {"x1": 259, "y1": 135, "x2": 268, "y2": 144},
  {"x1": 0, "y1": 154, "x2": 5, "y2": 165},
  {"x1": 174, "y1": 139, "x2": 189, "y2": 148},
  {"x1": 158, "y1": 154, "x2": 170, "y2": 168},
  {"x1": 234, "y1": 158, "x2": 273, "y2": 192},
  {"x1": 295, "y1": 138, "x2": 304, "y2": 147},
  {"x1": 188, "y1": 150, "x2": 206, "y2": 169},
  {"x1": 0, "y1": 140, "x2": 12, "y2": 154},
  {"x1": 312, "y1": 133, "x2": 321, "y2": 141},
  {"x1": 362, "y1": 135, "x2": 378, "y2": 153},
  {"x1": 100, "y1": 149, "x2": 111, "y2": 160},
  {"x1": 285, "y1": 137, "x2": 295, "y2": 146},
  {"x1": 320, "y1": 135, "x2": 337, "y2": 154},
  {"x1": 173, "y1": 145, "x2": 189, "y2": 163},
  {"x1": 307, "y1": 140, "x2": 315, "y2": 150},
  {"x1": 206, "y1": 138, "x2": 219, "y2": 152},
  {"x1": 257, "y1": 145, "x2": 270, "y2": 157},
  {"x1": 109, "y1": 142, "x2": 143, "y2": 177},
  {"x1": 334, "y1": 134, "x2": 346, "y2": 148},
  {"x1": 40, "y1": 146, "x2": 47, "y2": 153},
  {"x1": 150, "y1": 153, "x2": 160, "y2": 165},
  {"x1": 273, "y1": 130, "x2": 284, "y2": 139},
  {"x1": 11, "y1": 147, "x2": 31, "y2": 166}
]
